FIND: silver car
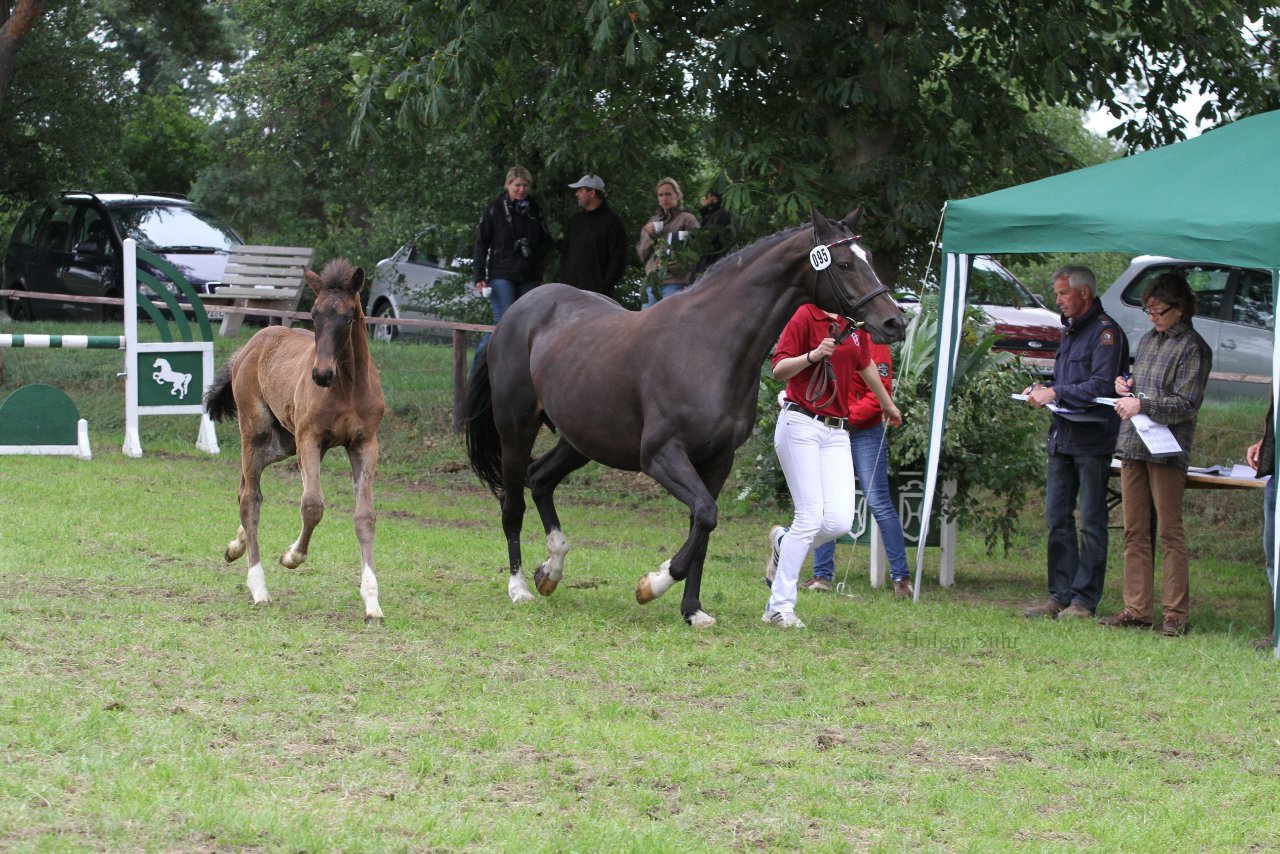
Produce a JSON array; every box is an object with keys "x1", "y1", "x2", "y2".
[
  {"x1": 364, "y1": 236, "x2": 476, "y2": 343},
  {"x1": 1100, "y1": 255, "x2": 1272, "y2": 399}
]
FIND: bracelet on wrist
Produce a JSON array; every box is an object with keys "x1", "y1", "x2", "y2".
[{"x1": 805, "y1": 351, "x2": 816, "y2": 364}]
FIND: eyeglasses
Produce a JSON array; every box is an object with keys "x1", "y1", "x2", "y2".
[{"x1": 1143, "y1": 304, "x2": 1176, "y2": 318}]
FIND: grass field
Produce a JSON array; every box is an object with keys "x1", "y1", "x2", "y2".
[{"x1": 1, "y1": 322, "x2": 1278, "y2": 851}]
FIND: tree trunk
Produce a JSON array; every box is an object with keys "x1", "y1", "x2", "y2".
[{"x1": 0, "y1": 0, "x2": 46, "y2": 119}]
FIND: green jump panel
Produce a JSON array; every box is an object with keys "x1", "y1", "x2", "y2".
[{"x1": 0, "y1": 384, "x2": 81, "y2": 446}]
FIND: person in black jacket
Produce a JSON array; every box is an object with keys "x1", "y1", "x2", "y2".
[
  {"x1": 1021, "y1": 264, "x2": 1128, "y2": 620},
  {"x1": 559, "y1": 174, "x2": 627, "y2": 301},
  {"x1": 473, "y1": 166, "x2": 551, "y2": 353},
  {"x1": 691, "y1": 188, "x2": 733, "y2": 281}
]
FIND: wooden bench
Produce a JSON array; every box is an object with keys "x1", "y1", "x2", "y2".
[{"x1": 202, "y1": 245, "x2": 314, "y2": 336}]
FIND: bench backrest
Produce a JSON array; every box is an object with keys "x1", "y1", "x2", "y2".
[{"x1": 221, "y1": 245, "x2": 315, "y2": 295}]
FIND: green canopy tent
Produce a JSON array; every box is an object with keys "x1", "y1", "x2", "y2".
[{"x1": 921, "y1": 109, "x2": 1280, "y2": 656}]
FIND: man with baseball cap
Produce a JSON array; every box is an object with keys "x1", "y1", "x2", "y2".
[{"x1": 559, "y1": 174, "x2": 628, "y2": 301}]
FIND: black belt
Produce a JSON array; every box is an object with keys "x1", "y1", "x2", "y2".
[{"x1": 784, "y1": 401, "x2": 846, "y2": 430}]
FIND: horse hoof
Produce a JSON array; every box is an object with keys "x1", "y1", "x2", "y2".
[
  {"x1": 685, "y1": 610, "x2": 716, "y2": 629},
  {"x1": 510, "y1": 589, "x2": 536, "y2": 605},
  {"x1": 364, "y1": 613, "x2": 384, "y2": 626},
  {"x1": 636, "y1": 562, "x2": 675, "y2": 604},
  {"x1": 533, "y1": 565, "x2": 559, "y2": 596},
  {"x1": 280, "y1": 548, "x2": 305, "y2": 569},
  {"x1": 224, "y1": 542, "x2": 245, "y2": 563},
  {"x1": 250, "y1": 592, "x2": 271, "y2": 605}
]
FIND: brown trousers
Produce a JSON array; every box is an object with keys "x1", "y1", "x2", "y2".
[{"x1": 1120, "y1": 458, "x2": 1190, "y2": 622}]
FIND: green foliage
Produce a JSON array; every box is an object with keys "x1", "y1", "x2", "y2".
[
  {"x1": 119, "y1": 87, "x2": 215, "y2": 194},
  {"x1": 1002, "y1": 252, "x2": 1135, "y2": 303},
  {"x1": 889, "y1": 302, "x2": 1045, "y2": 553},
  {"x1": 0, "y1": 1, "x2": 237, "y2": 206},
  {"x1": 0, "y1": 3, "x2": 132, "y2": 201},
  {"x1": 356, "y1": 1, "x2": 1279, "y2": 286}
]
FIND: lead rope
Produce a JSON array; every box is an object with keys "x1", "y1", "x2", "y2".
[
  {"x1": 835, "y1": 420, "x2": 891, "y2": 598},
  {"x1": 804, "y1": 319, "x2": 858, "y2": 409}
]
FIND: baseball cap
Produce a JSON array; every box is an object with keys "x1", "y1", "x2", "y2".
[{"x1": 568, "y1": 174, "x2": 606, "y2": 192}]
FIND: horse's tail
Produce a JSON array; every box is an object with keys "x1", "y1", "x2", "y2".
[
  {"x1": 203, "y1": 361, "x2": 237, "y2": 422},
  {"x1": 463, "y1": 347, "x2": 504, "y2": 496}
]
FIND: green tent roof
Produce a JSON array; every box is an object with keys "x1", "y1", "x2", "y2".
[{"x1": 941, "y1": 109, "x2": 1280, "y2": 269}]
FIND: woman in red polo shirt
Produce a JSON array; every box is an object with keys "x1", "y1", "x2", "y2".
[{"x1": 762, "y1": 304, "x2": 902, "y2": 628}]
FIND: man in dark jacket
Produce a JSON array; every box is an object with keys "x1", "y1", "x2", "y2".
[
  {"x1": 559, "y1": 174, "x2": 627, "y2": 301},
  {"x1": 1022, "y1": 264, "x2": 1128, "y2": 619},
  {"x1": 691, "y1": 188, "x2": 733, "y2": 280}
]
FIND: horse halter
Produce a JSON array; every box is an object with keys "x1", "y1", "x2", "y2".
[
  {"x1": 811, "y1": 230, "x2": 891, "y2": 326},
  {"x1": 802, "y1": 227, "x2": 887, "y2": 410}
]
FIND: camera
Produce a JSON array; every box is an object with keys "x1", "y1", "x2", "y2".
[{"x1": 515, "y1": 237, "x2": 532, "y2": 259}]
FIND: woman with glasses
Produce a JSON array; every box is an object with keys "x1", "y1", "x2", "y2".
[
  {"x1": 1100, "y1": 273, "x2": 1212, "y2": 637},
  {"x1": 760, "y1": 305, "x2": 901, "y2": 629}
]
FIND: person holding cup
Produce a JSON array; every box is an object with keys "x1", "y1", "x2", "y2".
[{"x1": 636, "y1": 177, "x2": 699, "y2": 306}]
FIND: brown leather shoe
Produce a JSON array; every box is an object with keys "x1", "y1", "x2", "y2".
[
  {"x1": 893, "y1": 578, "x2": 913, "y2": 599},
  {"x1": 1099, "y1": 608, "x2": 1153, "y2": 629},
  {"x1": 1023, "y1": 598, "x2": 1065, "y2": 619},
  {"x1": 1160, "y1": 615, "x2": 1189, "y2": 637},
  {"x1": 1059, "y1": 602, "x2": 1095, "y2": 619},
  {"x1": 800, "y1": 577, "x2": 833, "y2": 592}
]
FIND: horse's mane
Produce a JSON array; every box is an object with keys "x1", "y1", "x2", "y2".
[
  {"x1": 687, "y1": 220, "x2": 810, "y2": 291},
  {"x1": 319, "y1": 257, "x2": 358, "y2": 289}
]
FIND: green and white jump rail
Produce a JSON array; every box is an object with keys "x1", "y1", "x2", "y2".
[{"x1": 0, "y1": 334, "x2": 125, "y2": 350}]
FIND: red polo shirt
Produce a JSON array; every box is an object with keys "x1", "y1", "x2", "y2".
[
  {"x1": 845, "y1": 341, "x2": 893, "y2": 429},
  {"x1": 773, "y1": 304, "x2": 871, "y2": 420}
]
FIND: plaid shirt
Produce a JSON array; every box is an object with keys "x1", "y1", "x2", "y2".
[{"x1": 1115, "y1": 319, "x2": 1212, "y2": 470}]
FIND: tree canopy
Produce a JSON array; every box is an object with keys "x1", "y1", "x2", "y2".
[
  {"x1": 0, "y1": 0, "x2": 236, "y2": 211},
  {"x1": 355, "y1": 0, "x2": 1279, "y2": 283}
]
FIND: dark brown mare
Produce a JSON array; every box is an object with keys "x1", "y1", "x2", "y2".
[
  {"x1": 204, "y1": 258, "x2": 386, "y2": 621},
  {"x1": 464, "y1": 206, "x2": 907, "y2": 626}
]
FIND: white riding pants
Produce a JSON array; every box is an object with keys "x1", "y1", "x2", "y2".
[{"x1": 767, "y1": 409, "x2": 855, "y2": 615}]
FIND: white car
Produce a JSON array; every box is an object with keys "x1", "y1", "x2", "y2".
[
  {"x1": 364, "y1": 236, "x2": 477, "y2": 343},
  {"x1": 1100, "y1": 255, "x2": 1272, "y2": 399},
  {"x1": 900, "y1": 256, "x2": 1061, "y2": 376}
]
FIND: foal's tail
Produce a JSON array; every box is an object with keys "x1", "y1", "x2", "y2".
[
  {"x1": 463, "y1": 347, "x2": 504, "y2": 496},
  {"x1": 203, "y1": 361, "x2": 237, "y2": 422}
]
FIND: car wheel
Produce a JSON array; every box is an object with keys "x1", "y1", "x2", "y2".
[
  {"x1": 371, "y1": 301, "x2": 398, "y2": 343},
  {"x1": 6, "y1": 290, "x2": 31, "y2": 322}
]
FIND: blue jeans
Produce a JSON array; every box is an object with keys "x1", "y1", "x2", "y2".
[
  {"x1": 477, "y1": 278, "x2": 538, "y2": 355},
  {"x1": 643, "y1": 282, "x2": 689, "y2": 307},
  {"x1": 1044, "y1": 451, "x2": 1112, "y2": 611},
  {"x1": 812, "y1": 421, "x2": 909, "y2": 582}
]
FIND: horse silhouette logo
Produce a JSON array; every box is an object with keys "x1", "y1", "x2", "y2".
[{"x1": 152, "y1": 357, "x2": 192, "y2": 398}]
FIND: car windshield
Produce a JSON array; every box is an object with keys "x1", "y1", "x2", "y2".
[
  {"x1": 968, "y1": 259, "x2": 1039, "y2": 309},
  {"x1": 109, "y1": 205, "x2": 240, "y2": 253}
]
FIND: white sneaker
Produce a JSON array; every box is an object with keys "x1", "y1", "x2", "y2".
[
  {"x1": 762, "y1": 610, "x2": 806, "y2": 629},
  {"x1": 763, "y1": 524, "x2": 785, "y2": 587}
]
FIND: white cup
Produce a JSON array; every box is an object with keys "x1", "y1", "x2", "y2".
[
  {"x1": 677, "y1": 230, "x2": 690, "y2": 241},
  {"x1": 651, "y1": 220, "x2": 664, "y2": 235},
  {"x1": 481, "y1": 286, "x2": 493, "y2": 298}
]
